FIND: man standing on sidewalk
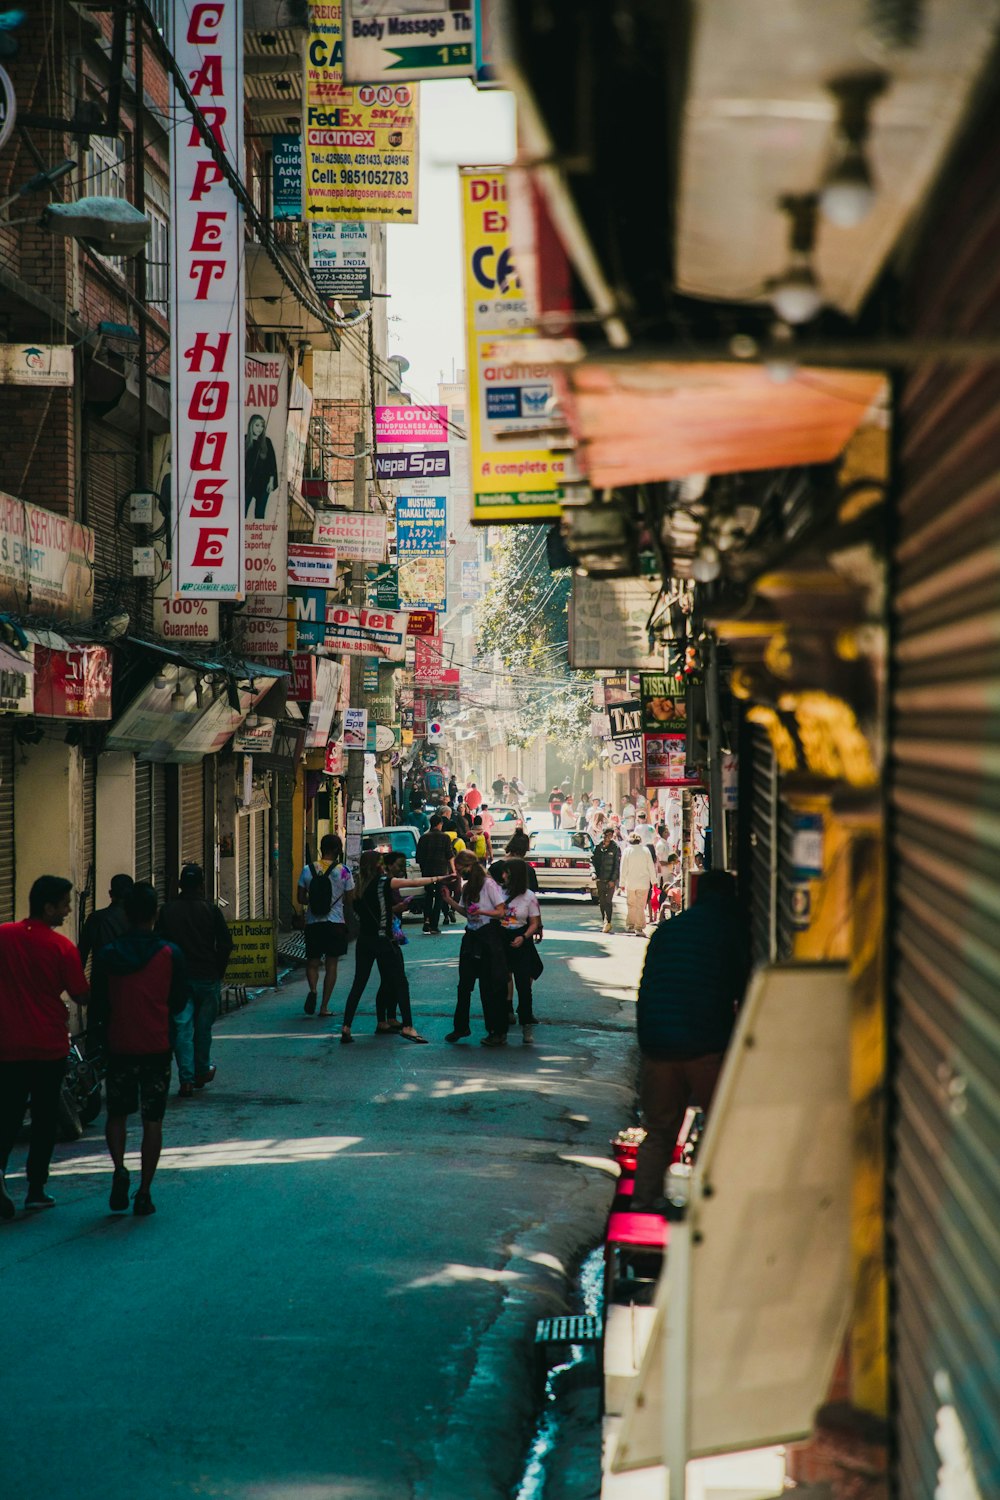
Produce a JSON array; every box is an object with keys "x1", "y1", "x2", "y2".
[
  {"x1": 632, "y1": 870, "x2": 749, "y2": 1211},
  {"x1": 91, "y1": 883, "x2": 189, "y2": 1217},
  {"x1": 78, "y1": 873, "x2": 134, "y2": 970},
  {"x1": 157, "y1": 864, "x2": 233, "y2": 1094},
  {"x1": 591, "y1": 826, "x2": 621, "y2": 933},
  {"x1": 415, "y1": 815, "x2": 455, "y2": 934},
  {"x1": 0, "y1": 876, "x2": 89, "y2": 1218}
]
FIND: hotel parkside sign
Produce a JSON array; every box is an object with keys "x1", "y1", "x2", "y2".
[{"x1": 170, "y1": 0, "x2": 246, "y2": 598}]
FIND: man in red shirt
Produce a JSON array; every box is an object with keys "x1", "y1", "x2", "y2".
[
  {"x1": 0, "y1": 875, "x2": 89, "y2": 1218},
  {"x1": 464, "y1": 781, "x2": 483, "y2": 813},
  {"x1": 90, "y1": 882, "x2": 188, "y2": 1217}
]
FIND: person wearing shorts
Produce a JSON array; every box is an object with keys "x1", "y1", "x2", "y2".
[
  {"x1": 298, "y1": 834, "x2": 355, "y2": 1015},
  {"x1": 91, "y1": 883, "x2": 188, "y2": 1217}
]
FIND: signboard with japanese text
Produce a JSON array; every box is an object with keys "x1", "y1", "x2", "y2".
[
  {"x1": 32, "y1": 646, "x2": 113, "y2": 719},
  {"x1": 308, "y1": 220, "x2": 372, "y2": 300},
  {"x1": 272, "y1": 133, "x2": 302, "y2": 218},
  {"x1": 244, "y1": 352, "x2": 288, "y2": 600},
  {"x1": 396, "y1": 493, "x2": 446, "y2": 610},
  {"x1": 0, "y1": 494, "x2": 94, "y2": 623},
  {"x1": 567, "y1": 577, "x2": 664, "y2": 671},
  {"x1": 288, "y1": 543, "x2": 338, "y2": 588},
  {"x1": 414, "y1": 633, "x2": 459, "y2": 686},
  {"x1": 343, "y1": 0, "x2": 476, "y2": 83},
  {"x1": 314, "y1": 510, "x2": 388, "y2": 561},
  {"x1": 325, "y1": 604, "x2": 409, "y2": 660},
  {"x1": 461, "y1": 167, "x2": 563, "y2": 523},
  {"x1": 643, "y1": 732, "x2": 701, "y2": 789},
  {"x1": 374, "y1": 448, "x2": 450, "y2": 480},
  {"x1": 170, "y1": 0, "x2": 245, "y2": 597},
  {"x1": 375, "y1": 405, "x2": 448, "y2": 444},
  {"x1": 303, "y1": 2, "x2": 419, "y2": 223}
]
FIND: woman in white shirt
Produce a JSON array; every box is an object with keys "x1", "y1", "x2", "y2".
[
  {"x1": 441, "y1": 854, "x2": 507, "y2": 1045},
  {"x1": 620, "y1": 832, "x2": 657, "y2": 935},
  {"x1": 500, "y1": 859, "x2": 543, "y2": 1044}
]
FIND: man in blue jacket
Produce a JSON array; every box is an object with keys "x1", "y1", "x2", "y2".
[{"x1": 632, "y1": 869, "x2": 749, "y2": 1211}]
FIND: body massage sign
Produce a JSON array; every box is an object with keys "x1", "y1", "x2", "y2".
[{"x1": 170, "y1": 0, "x2": 245, "y2": 598}]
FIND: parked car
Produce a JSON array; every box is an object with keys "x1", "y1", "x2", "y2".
[
  {"x1": 488, "y1": 804, "x2": 529, "y2": 851},
  {"x1": 527, "y1": 829, "x2": 597, "y2": 899}
]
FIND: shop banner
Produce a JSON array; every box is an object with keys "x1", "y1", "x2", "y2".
[
  {"x1": 240, "y1": 594, "x2": 290, "y2": 661},
  {"x1": 644, "y1": 732, "x2": 700, "y2": 789},
  {"x1": 286, "y1": 374, "x2": 313, "y2": 508},
  {"x1": 608, "y1": 734, "x2": 642, "y2": 768},
  {"x1": 414, "y1": 633, "x2": 459, "y2": 686},
  {"x1": 306, "y1": 658, "x2": 343, "y2": 748},
  {"x1": 0, "y1": 493, "x2": 95, "y2": 623},
  {"x1": 233, "y1": 719, "x2": 277, "y2": 754},
  {"x1": 374, "y1": 448, "x2": 450, "y2": 480},
  {"x1": 608, "y1": 699, "x2": 641, "y2": 740},
  {"x1": 225, "y1": 919, "x2": 277, "y2": 986},
  {"x1": 375, "y1": 405, "x2": 448, "y2": 444},
  {"x1": 314, "y1": 510, "x2": 388, "y2": 561},
  {"x1": 603, "y1": 672, "x2": 641, "y2": 706},
  {"x1": 272, "y1": 133, "x2": 302, "y2": 219},
  {"x1": 343, "y1": 0, "x2": 475, "y2": 82},
  {"x1": 170, "y1": 0, "x2": 245, "y2": 597},
  {"x1": 303, "y1": 2, "x2": 419, "y2": 223},
  {"x1": 396, "y1": 493, "x2": 446, "y2": 610},
  {"x1": 291, "y1": 653, "x2": 317, "y2": 702},
  {"x1": 308, "y1": 221, "x2": 372, "y2": 300},
  {"x1": 32, "y1": 645, "x2": 112, "y2": 719},
  {"x1": 244, "y1": 352, "x2": 288, "y2": 597},
  {"x1": 344, "y1": 706, "x2": 368, "y2": 749},
  {"x1": 288, "y1": 542, "x2": 338, "y2": 587},
  {"x1": 154, "y1": 567, "x2": 220, "y2": 643},
  {"x1": 290, "y1": 586, "x2": 327, "y2": 647},
  {"x1": 405, "y1": 608, "x2": 436, "y2": 636},
  {"x1": 325, "y1": 604, "x2": 409, "y2": 660},
  {"x1": 567, "y1": 577, "x2": 664, "y2": 671},
  {"x1": 460, "y1": 167, "x2": 563, "y2": 523},
  {"x1": 638, "y1": 672, "x2": 688, "y2": 734},
  {"x1": 367, "y1": 563, "x2": 399, "y2": 609}
]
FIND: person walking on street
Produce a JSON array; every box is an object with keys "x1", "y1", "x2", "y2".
[
  {"x1": 576, "y1": 793, "x2": 590, "y2": 832},
  {"x1": 0, "y1": 876, "x2": 89, "y2": 1218},
  {"x1": 509, "y1": 775, "x2": 526, "y2": 812},
  {"x1": 592, "y1": 827, "x2": 621, "y2": 933},
  {"x1": 448, "y1": 774, "x2": 459, "y2": 811},
  {"x1": 632, "y1": 870, "x2": 749, "y2": 1211},
  {"x1": 91, "y1": 883, "x2": 189, "y2": 1217},
  {"x1": 469, "y1": 816, "x2": 492, "y2": 864},
  {"x1": 621, "y1": 832, "x2": 657, "y2": 935},
  {"x1": 464, "y1": 782, "x2": 483, "y2": 813},
  {"x1": 491, "y1": 773, "x2": 506, "y2": 804},
  {"x1": 548, "y1": 786, "x2": 565, "y2": 829},
  {"x1": 157, "y1": 864, "x2": 233, "y2": 1094},
  {"x1": 620, "y1": 797, "x2": 637, "y2": 834},
  {"x1": 442, "y1": 857, "x2": 507, "y2": 1044},
  {"x1": 498, "y1": 860, "x2": 543, "y2": 1044},
  {"x1": 340, "y1": 852, "x2": 440, "y2": 1045},
  {"x1": 297, "y1": 835, "x2": 355, "y2": 1017},
  {"x1": 415, "y1": 816, "x2": 455, "y2": 934},
  {"x1": 78, "y1": 873, "x2": 134, "y2": 970}
]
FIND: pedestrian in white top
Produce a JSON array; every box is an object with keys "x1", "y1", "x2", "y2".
[
  {"x1": 654, "y1": 823, "x2": 673, "y2": 879},
  {"x1": 620, "y1": 832, "x2": 656, "y2": 935},
  {"x1": 297, "y1": 834, "x2": 355, "y2": 1016},
  {"x1": 620, "y1": 799, "x2": 637, "y2": 833}
]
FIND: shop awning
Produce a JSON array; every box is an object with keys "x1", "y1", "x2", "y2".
[
  {"x1": 612, "y1": 963, "x2": 852, "y2": 1476},
  {"x1": 562, "y1": 361, "x2": 886, "y2": 488}
]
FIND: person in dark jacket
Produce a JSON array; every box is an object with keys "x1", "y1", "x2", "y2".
[
  {"x1": 591, "y1": 827, "x2": 621, "y2": 933},
  {"x1": 157, "y1": 864, "x2": 233, "y2": 1095},
  {"x1": 91, "y1": 883, "x2": 188, "y2": 1217},
  {"x1": 632, "y1": 870, "x2": 750, "y2": 1211},
  {"x1": 78, "y1": 873, "x2": 134, "y2": 971},
  {"x1": 415, "y1": 817, "x2": 455, "y2": 934}
]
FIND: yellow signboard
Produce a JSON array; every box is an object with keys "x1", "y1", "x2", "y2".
[
  {"x1": 226, "y1": 919, "x2": 278, "y2": 987},
  {"x1": 461, "y1": 167, "x2": 564, "y2": 524},
  {"x1": 304, "y1": 2, "x2": 419, "y2": 224}
]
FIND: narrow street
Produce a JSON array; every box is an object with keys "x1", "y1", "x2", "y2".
[{"x1": 1, "y1": 898, "x2": 644, "y2": 1500}]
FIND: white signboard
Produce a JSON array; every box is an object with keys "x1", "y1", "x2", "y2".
[
  {"x1": 0, "y1": 343, "x2": 73, "y2": 386},
  {"x1": 325, "y1": 605, "x2": 409, "y2": 660},
  {"x1": 286, "y1": 373, "x2": 313, "y2": 509},
  {"x1": 343, "y1": 0, "x2": 476, "y2": 83},
  {"x1": 313, "y1": 510, "x2": 388, "y2": 562},
  {"x1": 308, "y1": 221, "x2": 372, "y2": 301},
  {"x1": 608, "y1": 735, "x2": 643, "y2": 767},
  {"x1": 153, "y1": 568, "x2": 220, "y2": 642},
  {"x1": 170, "y1": 0, "x2": 245, "y2": 598},
  {"x1": 239, "y1": 593, "x2": 289, "y2": 660},
  {"x1": 343, "y1": 706, "x2": 368, "y2": 750},
  {"x1": 0, "y1": 493, "x2": 94, "y2": 623},
  {"x1": 244, "y1": 352, "x2": 288, "y2": 597},
  {"x1": 288, "y1": 544, "x2": 338, "y2": 588},
  {"x1": 568, "y1": 577, "x2": 664, "y2": 671}
]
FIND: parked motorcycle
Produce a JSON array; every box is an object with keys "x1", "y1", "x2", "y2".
[{"x1": 57, "y1": 1041, "x2": 104, "y2": 1141}]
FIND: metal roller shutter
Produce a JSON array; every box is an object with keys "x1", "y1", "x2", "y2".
[
  {"x1": 81, "y1": 752, "x2": 97, "y2": 921},
  {"x1": 891, "y1": 96, "x2": 1000, "y2": 1498},
  {"x1": 151, "y1": 763, "x2": 167, "y2": 899},
  {"x1": 83, "y1": 419, "x2": 135, "y2": 589},
  {"x1": 252, "y1": 807, "x2": 268, "y2": 916},
  {"x1": 0, "y1": 724, "x2": 15, "y2": 924},
  {"x1": 238, "y1": 814, "x2": 251, "y2": 918},
  {"x1": 180, "y1": 762, "x2": 205, "y2": 871},
  {"x1": 134, "y1": 760, "x2": 152, "y2": 884}
]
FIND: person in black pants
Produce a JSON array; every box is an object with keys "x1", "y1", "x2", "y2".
[
  {"x1": 441, "y1": 857, "x2": 508, "y2": 1045},
  {"x1": 340, "y1": 853, "x2": 441, "y2": 1045},
  {"x1": 498, "y1": 859, "x2": 544, "y2": 1044},
  {"x1": 415, "y1": 815, "x2": 455, "y2": 934}
]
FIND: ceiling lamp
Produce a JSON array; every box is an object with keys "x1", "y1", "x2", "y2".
[
  {"x1": 768, "y1": 195, "x2": 823, "y2": 325},
  {"x1": 691, "y1": 543, "x2": 721, "y2": 584},
  {"x1": 821, "y1": 73, "x2": 888, "y2": 229}
]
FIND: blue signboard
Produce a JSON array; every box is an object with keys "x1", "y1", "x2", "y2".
[
  {"x1": 289, "y1": 586, "x2": 326, "y2": 647},
  {"x1": 396, "y1": 494, "x2": 447, "y2": 612},
  {"x1": 272, "y1": 134, "x2": 302, "y2": 220}
]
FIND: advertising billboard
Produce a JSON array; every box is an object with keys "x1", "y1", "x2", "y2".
[
  {"x1": 308, "y1": 221, "x2": 372, "y2": 301},
  {"x1": 343, "y1": 0, "x2": 476, "y2": 83},
  {"x1": 396, "y1": 494, "x2": 446, "y2": 611}
]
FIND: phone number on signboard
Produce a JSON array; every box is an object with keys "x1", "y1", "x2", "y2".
[{"x1": 333, "y1": 169, "x2": 410, "y2": 187}]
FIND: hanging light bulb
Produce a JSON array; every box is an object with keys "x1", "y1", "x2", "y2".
[
  {"x1": 691, "y1": 543, "x2": 721, "y2": 584},
  {"x1": 767, "y1": 195, "x2": 823, "y2": 325},
  {"x1": 820, "y1": 73, "x2": 887, "y2": 229}
]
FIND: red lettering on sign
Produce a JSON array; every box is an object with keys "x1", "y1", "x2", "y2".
[
  {"x1": 185, "y1": 331, "x2": 231, "y2": 372},
  {"x1": 190, "y1": 431, "x2": 227, "y2": 469},
  {"x1": 190, "y1": 160, "x2": 224, "y2": 201},
  {"x1": 191, "y1": 478, "x2": 227, "y2": 517},
  {"x1": 190, "y1": 211, "x2": 227, "y2": 251},
  {"x1": 192, "y1": 528, "x2": 228, "y2": 566},
  {"x1": 189, "y1": 259, "x2": 227, "y2": 298},
  {"x1": 189, "y1": 53, "x2": 223, "y2": 98},
  {"x1": 188, "y1": 106, "x2": 228, "y2": 150},
  {"x1": 188, "y1": 380, "x2": 229, "y2": 420},
  {"x1": 187, "y1": 3, "x2": 224, "y2": 44}
]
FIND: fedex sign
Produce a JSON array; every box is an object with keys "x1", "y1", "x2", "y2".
[{"x1": 170, "y1": 1, "x2": 245, "y2": 597}]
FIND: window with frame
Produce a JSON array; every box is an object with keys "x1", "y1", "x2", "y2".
[
  {"x1": 83, "y1": 134, "x2": 129, "y2": 276},
  {"x1": 146, "y1": 205, "x2": 169, "y2": 313}
]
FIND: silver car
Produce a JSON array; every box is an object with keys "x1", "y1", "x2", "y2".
[{"x1": 527, "y1": 830, "x2": 598, "y2": 900}]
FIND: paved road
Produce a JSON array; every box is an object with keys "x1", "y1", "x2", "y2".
[{"x1": 1, "y1": 895, "x2": 645, "y2": 1500}]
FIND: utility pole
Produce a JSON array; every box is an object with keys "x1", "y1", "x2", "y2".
[{"x1": 344, "y1": 430, "x2": 367, "y2": 856}]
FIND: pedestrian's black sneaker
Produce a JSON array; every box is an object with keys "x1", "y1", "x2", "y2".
[
  {"x1": 109, "y1": 1167, "x2": 131, "y2": 1212},
  {"x1": 0, "y1": 1172, "x2": 15, "y2": 1221},
  {"x1": 444, "y1": 1029, "x2": 471, "y2": 1044},
  {"x1": 480, "y1": 1034, "x2": 507, "y2": 1048},
  {"x1": 133, "y1": 1191, "x2": 156, "y2": 1217},
  {"x1": 24, "y1": 1190, "x2": 56, "y2": 1210},
  {"x1": 304, "y1": 990, "x2": 317, "y2": 1015}
]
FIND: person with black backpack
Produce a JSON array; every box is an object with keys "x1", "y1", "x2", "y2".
[
  {"x1": 339, "y1": 851, "x2": 441, "y2": 1045},
  {"x1": 297, "y1": 834, "x2": 355, "y2": 1017}
]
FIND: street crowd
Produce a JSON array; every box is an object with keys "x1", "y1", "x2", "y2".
[{"x1": 0, "y1": 772, "x2": 747, "y2": 1225}]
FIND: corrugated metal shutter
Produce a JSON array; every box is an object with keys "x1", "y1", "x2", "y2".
[
  {"x1": 134, "y1": 759, "x2": 152, "y2": 884},
  {"x1": 151, "y1": 762, "x2": 167, "y2": 898},
  {"x1": 238, "y1": 814, "x2": 251, "y2": 917},
  {"x1": 252, "y1": 807, "x2": 268, "y2": 916},
  {"x1": 81, "y1": 751, "x2": 97, "y2": 921},
  {"x1": 84, "y1": 420, "x2": 134, "y2": 589},
  {"x1": 277, "y1": 770, "x2": 296, "y2": 928},
  {"x1": 891, "y1": 91, "x2": 1000, "y2": 1500},
  {"x1": 180, "y1": 762, "x2": 205, "y2": 870},
  {"x1": 0, "y1": 724, "x2": 15, "y2": 924}
]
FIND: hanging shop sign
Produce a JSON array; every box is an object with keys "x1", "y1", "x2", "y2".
[
  {"x1": 314, "y1": 510, "x2": 388, "y2": 561},
  {"x1": 303, "y1": 2, "x2": 419, "y2": 223},
  {"x1": 0, "y1": 343, "x2": 73, "y2": 387},
  {"x1": 290, "y1": 586, "x2": 327, "y2": 647},
  {"x1": 460, "y1": 559, "x2": 481, "y2": 601},
  {"x1": 608, "y1": 734, "x2": 643, "y2": 768},
  {"x1": 272, "y1": 133, "x2": 303, "y2": 219},
  {"x1": 405, "y1": 608, "x2": 436, "y2": 636},
  {"x1": 343, "y1": 0, "x2": 475, "y2": 83},
  {"x1": 367, "y1": 563, "x2": 399, "y2": 610},
  {"x1": 603, "y1": 672, "x2": 641, "y2": 706},
  {"x1": 460, "y1": 167, "x2": 564, "y2": 523},
  {"x1": 374, "y1": 448, "x2": 450, "y2": 480},
  {"x1": 414, "y1": 633, "x2": 459, "y2": 686},
  {"x1": 308, "y1": 221, "x2": 372, "y2": 300},
  {"x1": 0, "y1": 493, "x2": 95, "y2": 623},
  {"x1": 306, "y1": 658, "x2": 343, "y2": 748},
  {"x1": 643, "y1": 733, "x2": 700, "y2": 789},
  {"x1": 154, "y1": 568, "x2": 220, "y2": 642},
  {"x1": 286, "y1": 374, "x2": 313, "y2": 509},
  {"x1": 344, "y1": 706, "x2": 368, "y2": 749},
  {"x1": 325, "y1": 739, "x2": 346, "y2": 775},
  {"x1": 396, "y1": 493, "x2": 446, "y2": 611},
  {"x1": 170, "y1": 0, "x2": 245, "y2": 598},
  {"x1": 32, "y1": 645, "x2": 113, "y2": 720},
  {"x1": 233, "y1": 719, "x2": 278, "y2": 754},
  {"x1": 291, "y1": 652, "x2": 317, "y2": 702},
  {"x1": 362, "y1": 659, "x2": 380, "y2": 693},
  {"x1": 325, "y1": 604, "x2": 409, "y2": 660},
  {"x1": 244, "y1": 353, "x2": 288, "y2": 600},
  {"x1": 608, "y1": 699, "x2": 641, "y2": 740},
  {"x1": 568, "y1": 577, "x2": 663, "y2": 671},
  {"x1": 375, "y1": 405, "x2": 448, "y2": 444},
  {"x1": 638, "y1": 673, "x2": 688, "y2": 735},
  {"x1": 288, "y1": 542, "x2": 338, "y2": 588},
  {"x1": 239, "y1": 593, "x2": 290, "y2": 663}
]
